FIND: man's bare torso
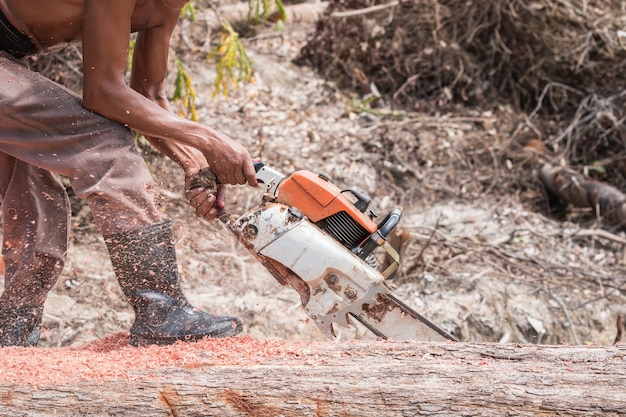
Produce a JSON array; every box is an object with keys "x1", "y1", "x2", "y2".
[{"x1": 0, "y1": 0, "x2": 176, "y2": 51}]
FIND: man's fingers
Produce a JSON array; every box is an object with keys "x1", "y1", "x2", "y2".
[
  {"x1": 243, "y1": 160, "x2": 258, "y2": 187},
  {"x1": 190, "y1": 189, "x2": 214, "y2": 206},
  {"x1": 215, "y1": 193, "x2": 225, "y2": 210},
  {"x1": 212, "y1": 160, "x2": 257, "y2": 186},
  {"x1": 185, "y1": 187, "x2": 204, "y2": 203},
  {"x1": 215, "y1": 184, "x2": 227, "y2": 210},
  {"x1": 195, "y1": 197, "x2": 218, "y2": 220},
  {"x1": 197, "y1": 204, "x2": 217, "y2": 221},
  {"x1": 217, "y1": 172, "x2": 244, "y2": 186},
  {"x1": 187, "y1": 187, "x2": 217, "y2": 213},
  {"x1": 235, "y1": 172, "x2": 246, "y2": 185}
]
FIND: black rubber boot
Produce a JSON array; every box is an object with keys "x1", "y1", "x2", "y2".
[
  {"x1": 127, "y1": 290, "x2": 242, "y2": 346},
  {"x1": 0, "y1": 306, "x2": 43, "y2": 347},
  {"x1": 104, "y1": 221, "x2": 242, "y2": 346}
]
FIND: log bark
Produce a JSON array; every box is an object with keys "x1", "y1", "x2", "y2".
[
  {"x1": 539, "y1": 163, "x2": 626, "y2": 227},
  {"x1": 0, "y1": 336, "x2": 624, "y2": 416}
]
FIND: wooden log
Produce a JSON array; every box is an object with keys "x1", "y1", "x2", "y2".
[
  {"x1": 0, "y1": 334, "x2": 624, "y2": 416},
  {"x1": 539, "y1": 163, "x2": 626, "y2": 227},
  {"x1": 200, "y1": 2, "x2": 330, "y2": 28}
]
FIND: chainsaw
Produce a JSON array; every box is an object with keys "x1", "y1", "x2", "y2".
[{"x1": 192, "y1": 162, "x2": 457, "y2": 342}]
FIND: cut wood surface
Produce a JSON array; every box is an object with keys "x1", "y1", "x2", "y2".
[{"x1": 0, "y1": 334, "x2": 624, "y2": 416}]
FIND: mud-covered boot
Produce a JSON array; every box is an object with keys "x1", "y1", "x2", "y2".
[
  {"x1": 127, "y1": 290, "x2": 242, "y2": 346},
  {"x1": 104, "y1": 221, "x2": 242, "y2": 346},
  {"x1": 0, "y1": 306, "x2": 43, "y2": 347}
]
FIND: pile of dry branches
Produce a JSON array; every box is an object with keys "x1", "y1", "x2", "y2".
[
  {"x1": 297, "y1": 0, "x2": 626, "y2": 200},
  {"x1": 298, "y1": 0, "x2": 626, "y2": 111}
]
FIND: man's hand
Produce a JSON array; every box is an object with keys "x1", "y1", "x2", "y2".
[
  {"x1": 184, "y1": 170, "x2": 226, "y2": 222},
  {"x1": 201, "y1": 130, "x2": 258, "y2": 187}
]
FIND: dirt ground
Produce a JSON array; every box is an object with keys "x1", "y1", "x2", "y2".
[{"x1": 2, "y1": 15, "x2": 625, "y2": 349}]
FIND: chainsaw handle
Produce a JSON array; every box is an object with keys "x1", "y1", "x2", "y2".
[
  {"x1": 189, "y1": 161, "x2": 266, "y2": 192},
  {"x1": 188, "y1": 162, "x2": 267, "y2": 224},
  {"x1": 377, "y1": 209, "x2": 402, "y2": 238},
  {"x1": 188, "y1": 167, "x2": 220, "y2": 193}
]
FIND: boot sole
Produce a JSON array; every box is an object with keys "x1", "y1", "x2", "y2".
[{"x1": 129, "y1": 324, "x2": 243, "y2": 347}]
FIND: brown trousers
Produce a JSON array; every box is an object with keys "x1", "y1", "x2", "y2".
[{"x1": 0, "y1": 52, "x2": 163, "y2": 307}]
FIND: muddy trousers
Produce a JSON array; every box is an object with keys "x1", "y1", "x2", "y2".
[{"x1": 0, "y1": 52, "x2": 162, "y2": 319}]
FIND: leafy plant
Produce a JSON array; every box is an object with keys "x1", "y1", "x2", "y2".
[
  {"x1": 172, "y1": 58, "x2": 198, "y2": 121},
  {"x1": 248, "y1": 0, "x2": 286, "y2": 25},
  {"x1": 207, "y1": 21, "x2": 254, "y2": 99},
  {"x1": 126, "y1": 39, "x2": 135, "y2": 75},
  {"x1": 207, "y1": 0, "x2": 286, "y2": 97},
  {"x1": 180, "y1": 1, "x2": 196, "y2": 21}
]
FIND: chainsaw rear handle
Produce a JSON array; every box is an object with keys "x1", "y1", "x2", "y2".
[{"x1": 377, "y1": 209, "x2": 402, "y2": 238}]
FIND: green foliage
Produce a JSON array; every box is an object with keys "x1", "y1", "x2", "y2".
[
  {"x1": 273, "y1": 0, "x2": 286, "y2": 22},
  {"x1": 172, "y1": 58, "x2": 198, "y2": 121},
  {"x1": 180, "y1": 1, "x2": 196, "y2": 21},
  {"x1": 207, "y1": 21, "x2": 254, "y2": 99},
  {"x1": 247, "y1": 0, "x2": 287, "y2": 24},
  {"x1": 126, "y1": 39, "x2": 135, "y2": 75},
  {"x1": 347, "y1": 95, "x2": 404, "y2": 119},
  {"x1": 588, "y1": 161, "x2": 607, "y2": 175},
  {"x1": 207, "y1": 0, "x2": 286, "y2": 97}
]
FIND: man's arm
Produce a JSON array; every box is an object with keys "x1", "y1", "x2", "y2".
[
  {"x1": 129, "y1": 14, "x2": 206, "y2": 176},
  {"x1": 129, "y1": 14, "x2": 231, "y2": 220},
  {"x1": 80, "y1": 0, "x2": 257, "y2": 186}
]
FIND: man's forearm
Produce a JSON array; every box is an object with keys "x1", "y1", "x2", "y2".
[
  {"x1": 145, "y1": 135, "x2": 207, "y2": 175},
  {"x1": 130, "y1": 86, "x2": 209, "y2": 175},
  {"x1": 82, "y1": 81, "x2": 208, "y2": 150}
]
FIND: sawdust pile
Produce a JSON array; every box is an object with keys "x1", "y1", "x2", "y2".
[{"x1": 0, "y1": 334, "x2": 318, "y2": 385}]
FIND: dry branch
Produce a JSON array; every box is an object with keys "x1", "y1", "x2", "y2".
[{"x1": 0, "y1": 335, "x2": 624, "y2": 416}]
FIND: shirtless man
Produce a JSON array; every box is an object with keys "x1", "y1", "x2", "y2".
[{"x1": 0, "y1": 0, "x2": 258, "y2": 346}]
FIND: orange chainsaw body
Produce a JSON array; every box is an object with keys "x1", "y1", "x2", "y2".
[{"x1": 276, "y1": 170, "x2": 377, "y2": 234}]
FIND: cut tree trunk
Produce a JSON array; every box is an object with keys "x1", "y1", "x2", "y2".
[
  {"x1": 201, "y1": 2, "x2": 330, "y2": 28},
  {"x1": 0, "y1": 334, "x2": 624, "y2": 416},
  {"x1": 539, "y1": 163, "x2": 626, "y2": 227}
]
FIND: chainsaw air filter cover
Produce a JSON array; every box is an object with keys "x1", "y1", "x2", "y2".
[
  {"x1": 276, "y1": 170, "x2": 400, "y2": 260},
  {"x1": 277, "y1": 171, "x2": 376, "y2": 244}
]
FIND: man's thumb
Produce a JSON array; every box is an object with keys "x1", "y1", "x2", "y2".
[{"x1": 216, "y1": 193, "x2": 225, "y2": 210}]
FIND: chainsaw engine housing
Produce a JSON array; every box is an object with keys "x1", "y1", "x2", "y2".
[{"x1": 275, "y1": 170, "x2": 401, "y2": 264}]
